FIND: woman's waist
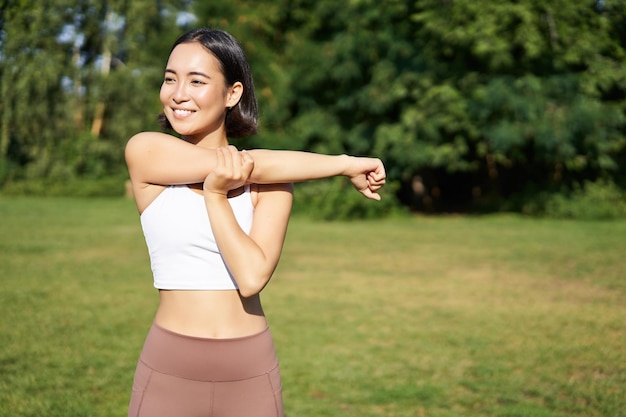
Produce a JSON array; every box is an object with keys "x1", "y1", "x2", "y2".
[
  {"x1": 139, "y1": 322, "x2": 278, "y2": 381},
  {"x1": 155, "y1": 289, "x2": 266, "y2": 338}
]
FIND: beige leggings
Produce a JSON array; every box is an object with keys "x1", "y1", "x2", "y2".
[{"x1": 128, "y1": 323, "x2": 283, "y2": 417}]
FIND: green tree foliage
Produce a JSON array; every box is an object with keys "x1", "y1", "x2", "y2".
[
  {"x1": 0, "y1": 1, "x2": 75, "y2": 180},
  {"x1": 406, "y1": 0, "x2": 626, "y2": 210},
  {"x1": 0, "y1": 0, "x2": 184, "y2": 186},
  {"x1": 1, "y1": 0, "x2": 625, "y2": 217},
  {"x1": 191, "y1": 0, "x2": 626, "y2": 213}
]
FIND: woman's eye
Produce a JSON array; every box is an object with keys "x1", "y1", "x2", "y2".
[
  {"x1": 191, "y1": 79, "x2": 206, "y2": 86},
  {"x1": 164, "y1": 77, "x2": 175, "y2": 83}
]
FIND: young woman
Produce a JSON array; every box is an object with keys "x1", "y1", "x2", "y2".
[{"x1": 125, "y1": 28, "x2": 386, "y2": 417}]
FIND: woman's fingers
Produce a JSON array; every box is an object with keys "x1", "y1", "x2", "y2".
[
  {"x1": 214, "y1": 146, "x2": 254, "y2": 183},
  {"x1": 222, "y1": 146, "x2": 235, "y2": 176},
  {"x1": 240, "y1": 150, "x2": 254, "y2": 179}
]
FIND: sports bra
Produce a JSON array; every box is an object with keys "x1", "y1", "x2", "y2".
[{"x1": 139, "y1": 185, "x2": 254, "y2": 290}]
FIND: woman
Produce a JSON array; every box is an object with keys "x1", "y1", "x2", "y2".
[{"x1": 125, "y1": 28, "x2": 385, "y2": 417}]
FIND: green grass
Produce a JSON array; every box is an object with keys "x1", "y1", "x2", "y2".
[{"x1": 1, "y1": 196, "x2": 625, "y2": 417}]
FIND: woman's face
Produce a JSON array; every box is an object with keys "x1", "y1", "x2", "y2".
[{"x1": 160, "y1": 42, "x2": 239, "y2": 142}]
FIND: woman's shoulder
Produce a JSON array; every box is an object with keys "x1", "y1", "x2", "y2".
[{"x1": 126, "y1": 131, "x2": 178, "y2": 152}]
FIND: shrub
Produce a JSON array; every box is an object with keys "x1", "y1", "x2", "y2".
[
  {"x1": 0, "y1": 176, "x2": 127, "y2": 198},
  {"x1": 544, "y1": 180, "x2": 626, "y2": 220},
  {"x1": 291, "y1": 177, "x2": 406, "y2": 220}
]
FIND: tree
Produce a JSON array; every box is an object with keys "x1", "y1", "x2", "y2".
[
  {"x1": 189, "y1": 0, "x2": 626, "y2": 213},
  {"x1": 2, "y1": 0, "x2": 625, "y2": 215},
  {"x1": 0, "y1": 0, "x2": 186, "y2": 185},
  {"x1": 403, "y1": 0, "x2": 626, "y2": 210},
  {"x1": 0, "y1": 1, "x2": 75, "y2": 180}
]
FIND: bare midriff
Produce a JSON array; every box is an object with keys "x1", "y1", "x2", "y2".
[{"x1": 154, "y1": 290, "x2": 268, "y2": 339}]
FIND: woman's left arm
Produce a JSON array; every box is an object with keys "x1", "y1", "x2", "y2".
[{"x1": 203, "y1": 148, "x2": 293, "y2": 298}]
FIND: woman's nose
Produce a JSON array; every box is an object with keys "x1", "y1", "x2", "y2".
[{"x1": 173, "y1": 83, "x2": 189, "y2": 102}]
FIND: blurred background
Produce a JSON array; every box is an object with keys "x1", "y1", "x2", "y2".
[{"x1": 1, "y1": 0, "x2": 625, "y2": 219}]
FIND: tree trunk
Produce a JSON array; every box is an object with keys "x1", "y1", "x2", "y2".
[{"x1": 91, "y1": 27, "x2": 112, "y2": 137}]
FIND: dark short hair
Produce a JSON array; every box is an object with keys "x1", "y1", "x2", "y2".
[{"x1": 158, "y1": 28, "x2": 258, "y2": 138}]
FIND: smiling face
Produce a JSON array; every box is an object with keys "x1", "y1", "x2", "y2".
[{"x1": 159, "y1": 42, "x2": 242, "y2": 145}]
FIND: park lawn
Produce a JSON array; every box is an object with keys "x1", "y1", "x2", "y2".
[{"x1": 0, "y1": 195, "x2": 624, "y2": 417}]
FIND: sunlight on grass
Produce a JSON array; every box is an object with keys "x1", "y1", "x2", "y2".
[{"x1": 1, "y1": 197, "x2": 624, "y2": 417}]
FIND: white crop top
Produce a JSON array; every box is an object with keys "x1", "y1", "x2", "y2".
[{"x1": 139, "y1": 185, "x2": 254, "y2": 290}]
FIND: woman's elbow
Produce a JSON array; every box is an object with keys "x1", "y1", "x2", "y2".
[{"x1": 236, "y1": 272, "x2": 271, "y2": 298}]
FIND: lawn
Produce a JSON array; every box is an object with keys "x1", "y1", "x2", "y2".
[{"x1": 0, "y1": 196, "x2": 624, "y2": 417}]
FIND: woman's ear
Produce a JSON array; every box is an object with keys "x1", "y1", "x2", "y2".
[{"x1": 226, "y1": 81, "x2": 243, "y2": 109}]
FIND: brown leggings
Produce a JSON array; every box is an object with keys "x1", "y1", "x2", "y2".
[{"x1": 128, "y1": 323, "x2": 284, "y2": 417}]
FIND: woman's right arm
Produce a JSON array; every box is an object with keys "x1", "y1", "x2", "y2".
[
  {"x1": 125, "y1": 131, "x2": 386, "y2": 199},
  {"x1": 125, "y1": 132, "x2": 218, "y2": 186}
]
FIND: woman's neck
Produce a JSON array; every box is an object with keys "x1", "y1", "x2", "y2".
[{"x1": 183, "y1": 132, "x2": 229, "y2": 149}]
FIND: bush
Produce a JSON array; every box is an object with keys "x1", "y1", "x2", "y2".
[
  {"x1": 291, "y1": 177, "x2": 406, "y2": 220},
  {"x1": 543, "y1": 180, "x2": 626, "y2": 220},
  {"x1": 0, "y1": 176, "x2": 128, "y2": 198}
]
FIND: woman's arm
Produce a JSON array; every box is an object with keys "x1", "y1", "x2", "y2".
[
  {"x1": 246, "y1": 149, "x2": 386, "y2": 200},
  {"x1": 125, "y1": 132, "x2": 217, "y2": 186},
  {"x1": 125, "y1": 131, "x2": 386, "y2": 199},
  {"x1": 203, "y1": 148, "x2": 293, "y2": 297}
]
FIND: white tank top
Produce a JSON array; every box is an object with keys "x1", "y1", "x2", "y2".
[{"x1": 139, "y1": 185, "x2": 254, "y2": 290}]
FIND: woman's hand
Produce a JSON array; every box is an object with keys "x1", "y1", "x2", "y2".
[
  {"x1": 203, "y1": 146, "x2": 254, "y2": 196},
  {"x1": 344, "y1": 156, "x2": 387, "y2": 200}
]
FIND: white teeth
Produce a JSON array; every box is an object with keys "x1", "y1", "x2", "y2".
[{"x1": 174, "y1": 109, "x2": 193, "y2": 115}]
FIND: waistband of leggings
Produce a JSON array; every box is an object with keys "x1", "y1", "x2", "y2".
[{"x1": 139, "y1": 323, "x2": 278, "y2": 382}]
